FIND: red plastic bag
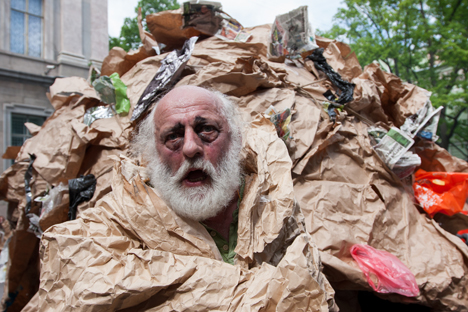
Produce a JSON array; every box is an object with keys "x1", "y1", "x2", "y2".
[
  {"x1": 350, "y1": 244, "x2": 419, "y2": 297},
  {"x1": 413, "y1": 169, "x2": 468, "y2": 217}
]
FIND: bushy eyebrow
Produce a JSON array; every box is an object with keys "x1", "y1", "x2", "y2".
[
  {"x1": 194, "y1": 116, "x2": 207, "y2": 124},
  {"x1": 162, "y1": 122, "x2": 184, "y2": 137},
  {"x1": 160, "y1": 116, "x2": 219, "y2": 141}
]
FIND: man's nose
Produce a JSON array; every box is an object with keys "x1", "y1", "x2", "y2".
[{"x1": 182, "y1": 128, "x2": 203, "y2": 159}]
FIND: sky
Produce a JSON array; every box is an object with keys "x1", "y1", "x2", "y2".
[{"x1": 108, "y1": 0, "x2": 345, "y2": 38}]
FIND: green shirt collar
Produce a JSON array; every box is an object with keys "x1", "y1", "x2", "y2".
[{"x1": 201, "y1": 178, "x2": 245, "y2": 265}]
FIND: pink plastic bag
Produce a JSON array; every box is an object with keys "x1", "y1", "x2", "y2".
[{"x1": 350, "y1": 244, "x2": 419, "y2": 297}]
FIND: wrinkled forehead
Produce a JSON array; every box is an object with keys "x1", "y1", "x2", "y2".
[{"x1": 152, "y1": 87, "x2": 227, "y2": 132}]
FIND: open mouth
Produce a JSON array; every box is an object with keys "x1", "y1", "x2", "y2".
[{"x1": 184, "y1": 169, "x2": 208, "y2": 183}]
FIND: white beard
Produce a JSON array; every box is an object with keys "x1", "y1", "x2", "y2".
[{"x1": 148, "y1": 143, "x2": 242, "y2": 221}]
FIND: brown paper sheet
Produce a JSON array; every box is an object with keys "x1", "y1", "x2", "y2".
[
  {"x1": 2, "y1": 146, "x2": 21, "y2": 160},
  {"x1": 38, "y1": 192, "x2": 69, "y2": 233},
  {"x1": 101, "y1": 46, "x2": 155, "y2": 78},
  {"x1": 48, "y1": 77, "x2": 99, "y2": 110},
  {"x1": 18, "y1": 293, "x2": 38, "y2": 312},
  {"x1": 76, "y1": 146, "x2": 122, "y2": 213},
  {"x1": 293, "y1": 117, "x2": 468, "y2": 310},
  {"x1": 316, "y1": 38, "x2": 362, "y2": 81},
  {"x1": 0, "y1": 78, "x2": 134, "y2": 311},
  {"x1": 0, "y1": 162, "x2": 28, "y2": 203},
  {"x1": 177, "y1": 56, "x2": 285, "y2": 96},
  {"x1": 24, "y1": 122, "x2": 41, "y2": 136},
  {"x1": 37, "y1": 118, "x2": 336, "y2": 311},
  {"x1": 16, "y1": 101, "x2": 88, "y2": 185},
  {"x1": 352, "y1": 63, "x2": 430, "y2": 127},
  {"x1": 0, "y1": 13, "x2": 466, "y2": 311},
  {"x1": 146, "y1": 9, "x2": 203, "y2": 51},
  {"x1": 137, "y1": 7, "x2": 159, "y2": 56},
  {"x1": 3, "y1": 229, "x2": 40, "y2": 312},
  {"x1": 190, "y1": 25, "x2": 270, "y2": 65},
  {"x1": 414, "y1": 139, "x2": 468, "y2": 173}
]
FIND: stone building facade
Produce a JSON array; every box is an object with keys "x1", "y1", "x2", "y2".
[{"x1": 0, "y1": 0, "x2": 108, "y2": 174}]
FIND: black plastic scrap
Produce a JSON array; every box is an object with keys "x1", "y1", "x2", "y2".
[
  {"x1": 307, "y1": 48, "x2": 355, "y2": 104},
  {"x1": 323, "y1": 90, "x2": 340, "y2": 123},
  {"x1": 131, "y1": 36, "x2": 199, "y2": 121},
  {"x1": 68, "y1": 174, "x2": 96, "y2": 220},
  {"x1": 24, "y1": 154, "x2": 36, "y2": 215},
  {"x1": 24, "y1": 154, "x2": 42, "y2": 237}
]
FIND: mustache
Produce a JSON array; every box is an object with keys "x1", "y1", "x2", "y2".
[{"x1": 171, "y1": 157, "x2": 217, "y2": 183}]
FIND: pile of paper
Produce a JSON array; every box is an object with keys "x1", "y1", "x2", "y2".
[{"x1": 0, "y1": 4, "x2": 467, "y2": 311}]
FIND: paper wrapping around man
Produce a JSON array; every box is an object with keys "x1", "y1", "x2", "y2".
[
  {"x1": 0, "y1": 9, "x2": 467, "y2": 312},
  {"x1": 36, "y1": 87, "x2": 336, "y2": 311}
]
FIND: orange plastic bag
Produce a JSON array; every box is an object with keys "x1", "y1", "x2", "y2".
[
  {"x1": 350, "y1": 244, "x2": 419, "y2": 297},
  {"x1": 413, "y1": 169, "x2": 468, "y2": 217}
]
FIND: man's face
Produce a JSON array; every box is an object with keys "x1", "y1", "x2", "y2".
[
  {"x1": 153, "y1": 86, "x2": 232, "y2": 189},
  {"x1": 148, "y1": 86, "x2": 241, "y2": 221}
]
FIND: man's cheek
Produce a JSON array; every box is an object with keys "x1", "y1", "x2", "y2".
[
  {"x1": 206, "y1": 148, "x2": 226, "y2": 167},
  {"x1": 159, "y1": 153, "x2": 179, "y2": 173}
]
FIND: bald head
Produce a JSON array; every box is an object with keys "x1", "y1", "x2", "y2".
[{"x1": 155, "y1": 86, "x2": 223, "y2": 119}]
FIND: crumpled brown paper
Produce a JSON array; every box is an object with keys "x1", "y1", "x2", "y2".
[
  {"x1": 36, "y1": 116, "x2": 336, "y2": 312},
  {"x1": 191, "y1": 24, "x2": 270, "y2": 64},
  {"x1": 2, "y1": 146, "x2": 21, "y2": 160},
  {"x1": 350, "y1": 62, "x2": 431, "y2": 127},
  {"x1": 178, "y1": 56, "x2": 286, "y2": 96},
  {"x1": 414, "y1": 140, "x2": 468, "y2": 173},
  {"x1": 2, "y1": 9, "x2": 468, "y2": 311},
  {"x1": 315, "y1": 37, "x2": 362, "y2": 81},
  {"x1": 146, "y1": 8, "x2": 203, "y2": 51},
  {"x1": 100, "y1": 47, "x2": 149, "y2": 78},
  {"x1": 293, "y1": 116, "x2": 468, "y2": 310},
  {"x1": 0, "y1": 75, "x2": 136, "y2": 311},
  {"x1": 47, "y1": 77, "x2": 99, "y2": 110},
  {"x1": 137, "y1": 7, "x2": 159, "y2": 56}
]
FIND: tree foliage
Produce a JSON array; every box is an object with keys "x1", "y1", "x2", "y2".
[
  {"x1": 109, "y1": 0, "x2": 180, "y2": 52},
  {"x1": 320, "y1": 0, "x2": 468, "y2": 157}
]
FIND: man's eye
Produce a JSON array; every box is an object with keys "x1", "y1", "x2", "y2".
[
  {"x1": 198, "y1": 125, "x2": 219, "y2": 142},
  {"x1": 166, "y1": 133, "x2": 179, "y2": 141},
  {"x1": 201, "y1": 125, "x2": 215, "y2": 132}
]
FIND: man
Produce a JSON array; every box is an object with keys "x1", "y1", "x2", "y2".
[
  {"x1": 34, "y1": 86, "x2": 336, "y2": 311},
  {"x1": 133, "y1": 86, "x2": 243, "y2": 262}
]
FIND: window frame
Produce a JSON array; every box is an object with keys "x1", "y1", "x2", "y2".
[
  {"x1": 9, "y1": 0, "x2": 44, "y2": 58},
  {"x1": 3, "y1": 103, "x2": 52, "y2": 170}
]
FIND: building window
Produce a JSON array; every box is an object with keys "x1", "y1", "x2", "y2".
[
  {"x1": 10, "y1": 0, "x2": 43, "y2": 58},
  {"x1": 8, "y1": 113, "x2": 46, "y2": 167},
  {"x1": 11, "y1": 113, "x2": 46, "y2": 147},
  {"x1": 3, "y1": 104, "x2": 52, "y2": 171}
]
